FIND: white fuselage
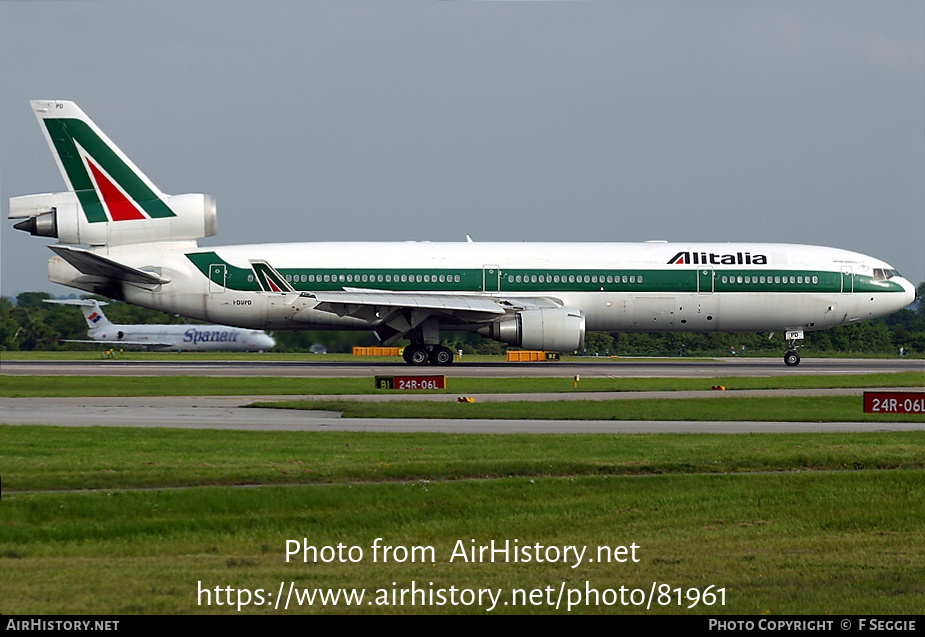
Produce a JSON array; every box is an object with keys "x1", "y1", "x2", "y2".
[
  {"x1": 49, "y1": 240, "x2": 916, "y2": 337},
  {"x1": 88, "y1": 323, "x2": 276, "y2": 352}
]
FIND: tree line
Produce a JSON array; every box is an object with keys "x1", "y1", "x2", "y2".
[{"x1": 2, "y1": 287, "x2": 923, "y2": 356}]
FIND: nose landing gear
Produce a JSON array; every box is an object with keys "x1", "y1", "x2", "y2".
[{"x1": 783, "y1": 329, "x2": 804, "y2": 367}]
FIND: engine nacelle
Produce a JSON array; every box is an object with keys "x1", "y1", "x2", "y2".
[
  {"x1": 10, "y1": 192, "x2": 217, "y2": 246},
  {"x1": 479, "y1": 308, "x2": 586, "y2": 352}
]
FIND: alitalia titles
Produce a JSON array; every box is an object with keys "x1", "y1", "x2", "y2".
[{"x1": 668, "y1": 251, "x2": 768, "y2": 265}]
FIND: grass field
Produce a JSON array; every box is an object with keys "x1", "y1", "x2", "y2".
[
  {"x1": 250, "y1": 395, "x2": 925, "y2": 423},
  {"x1": 1, "y1": 369, "x2": 923, "y2": 614},
  {"x1": 1, "y1": 350, "x2": 921, "y2": 362},
  {"x1": 3, "y1": 426, "x2": 924, "y2": 614},
  {"x1": 1, "y1": 370, "x2": 922, "y2": 397},
  {"x1": 0, "y1": 351, "x2": 716, "y2": 362}
]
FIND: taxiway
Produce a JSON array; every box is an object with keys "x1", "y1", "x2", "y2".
[
  {"x1": 1, "y1": 357, "x2": 921, "y2": 433},
  {"x1": 1, "y1": 357, "x2": 921, "y2": 378}
]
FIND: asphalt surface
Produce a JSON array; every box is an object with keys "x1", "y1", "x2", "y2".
[
  {"x1": 1, "y1": 356, "x2": 922, "y2": 377},
  {"x1": 2, "y1": 357, "x2": 922, "y2": 433},
  {"x1": 1, "y1": 394, "x2": 923, "y2": 433}
]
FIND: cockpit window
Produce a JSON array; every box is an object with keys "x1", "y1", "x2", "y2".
[{"x1": 873, "y1": 268, "x2": 902, "y2": 281}]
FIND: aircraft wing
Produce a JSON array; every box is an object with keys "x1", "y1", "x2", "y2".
[
  {"x1": 62, "y1": 339, "x2": 175, "y2": 349},
  {"x1": 298, "y1": 290, "x2": 564, "y2": 316},
  {"x1": 302, "y1": 291, "x2": 504, "y2": 317},
  {"x1": 293, "y1": 290, "x2": 565, "y2": 345},
  {"x1": 48, "y1": 245, "x2": 170, "y2": 285}
]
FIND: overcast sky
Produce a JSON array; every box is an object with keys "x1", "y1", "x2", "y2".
[{"x1": 2, "y1": 1, "x2": 923, "y2": 297}]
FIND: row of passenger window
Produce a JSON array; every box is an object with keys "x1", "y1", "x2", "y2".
[
  {"x1": 274, "y1": 273, "x2": 464, "y2": 284},
  {"x1": 248, "y1": 272, "x2": 652, "y2": 286},
  {"x1": 721, "y1": 274, "x2": 819, "y2": 285},
  {"x1": 507, "y1": 274, "x2": 644, "y2": 285},
  {"x1": 245, "y1": 271, "x2": 823, "y2": 288}
]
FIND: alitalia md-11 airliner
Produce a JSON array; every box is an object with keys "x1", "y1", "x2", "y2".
[{"x1": 9, "y1": 100, "x2": 915, "y2": 365}]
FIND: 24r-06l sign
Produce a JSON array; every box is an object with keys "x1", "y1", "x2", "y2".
[
  {"x1": 863, "y1": 392, "x2": 925, "y2": 414},
  {"x1": 375, "y1": 375, "x2": 446, "y2": 390}
]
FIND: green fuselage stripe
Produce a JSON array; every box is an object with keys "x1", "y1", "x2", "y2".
[{"x1": 185, "y1": 253, "x2": 906, "y2": 296}]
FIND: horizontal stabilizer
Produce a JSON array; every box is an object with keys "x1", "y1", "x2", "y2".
[
  {"x1": 48, "y1": 245, "x2": 169, "y2": 285},
  {"x1": 8, "y1": 192, "x2": 78, "y2": 219},
  {"x1": 43, "y1": 298, "x2": 109, "y2": 307}
]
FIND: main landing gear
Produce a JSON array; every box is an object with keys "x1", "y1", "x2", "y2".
[{"x1": 402, "y1": 343, "x2": 455, "y2": 366}]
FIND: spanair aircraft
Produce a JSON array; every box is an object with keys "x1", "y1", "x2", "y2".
[
  {"x1": 9, "y1": 100, "x2": 916, "y2": 366},
  {"x1": 43, "y1": 298, "x2": 276, "y2": 352}
]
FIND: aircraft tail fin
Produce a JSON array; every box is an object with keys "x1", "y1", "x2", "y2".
[
  {"x1": 31, "y1": 100, "x2": 166, "y2": 206},
  {"x1": 10, "y1": 100, "x2": 216, "y2": 246},
  {"x1": 44, "y1": 298, "x2": 114, "y2": 332}
]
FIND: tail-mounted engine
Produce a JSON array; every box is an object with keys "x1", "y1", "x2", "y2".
[{"x1": 10, "y1": 192, "x2": 217, "y2": 246}]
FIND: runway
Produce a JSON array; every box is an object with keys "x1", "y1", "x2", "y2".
[
  {"x1": 2, "y1": 357, "x2": 921, "y2": 433},
  {"x1": 1, "y1": 356, "x2": 922, "y2": 378}
]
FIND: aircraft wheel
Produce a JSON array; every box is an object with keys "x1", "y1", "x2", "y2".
[
  {"x1": 429, "y1": 345, "x2": 454, "y2": 366},
  {"x1": 784, "y1": 350, "x2": 801, "y2": 367},
  {"x1": 404, "y1": 344, "x2": 430, "y2": 366}
]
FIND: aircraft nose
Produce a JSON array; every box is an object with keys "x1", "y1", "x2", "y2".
[
  {"x1": 900, "y1": 278, "x2": 916, "y2": 308},
  {"x1": 262, "y1": 334, "x2": 277, "y2": 349}
]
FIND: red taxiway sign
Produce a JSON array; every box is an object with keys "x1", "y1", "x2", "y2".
[{"x1": 863, "y1": 391, "x2": 925, "y2": 415}]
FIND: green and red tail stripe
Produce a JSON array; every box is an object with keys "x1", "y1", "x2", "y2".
[{"x1": 41, "y1": 111, "x2": 176, "y2": 224}]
